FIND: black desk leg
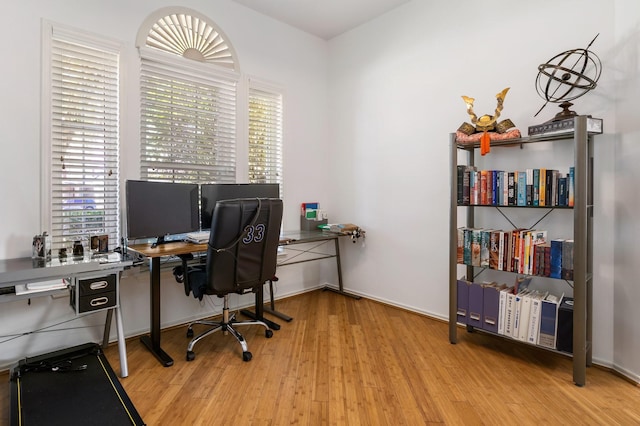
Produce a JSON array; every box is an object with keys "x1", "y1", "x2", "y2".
[
  {"x1": 140, "y1": 257, "x2": 174, "y2": 367},
  {"x1": 322, "y1": 237, "x2": 361, "y2": 299},
  {"x1": 241, "y1": 284, "x2": 281, "y2": 330},
  {"x1": 264, "y1": 279, "x2": 293, "y2": 322}
]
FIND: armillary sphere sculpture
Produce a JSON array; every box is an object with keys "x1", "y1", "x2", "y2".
[{"x1": 535, "y1": 34, "x2": 602, "y2": 122}]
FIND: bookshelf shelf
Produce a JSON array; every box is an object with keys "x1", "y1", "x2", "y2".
[{"x1": 448, "y1": 115, "x2": 598, "y2": 387}]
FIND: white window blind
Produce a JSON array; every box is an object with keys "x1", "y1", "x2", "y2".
[
  {"x1": 140, "y1": 51, "x2": 237, "y2": 183},
  {"x1": 248, "y1": 84, "x2": 283, "y2": 187},
  {"x1": 47, "y1": 26, "x2": 121, "y2": 250}
]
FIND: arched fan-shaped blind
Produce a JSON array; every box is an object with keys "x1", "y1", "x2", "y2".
[
  {"x1": 137, "y1": 9, "x2": 239, "y2": 183},
  {"x1": 140, "y1": 9, "x2": 238, "y2": 71}
]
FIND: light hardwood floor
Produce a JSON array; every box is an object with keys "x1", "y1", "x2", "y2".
[{"x1": 2, "y1": 289, "x2": 640, "y2": 425}]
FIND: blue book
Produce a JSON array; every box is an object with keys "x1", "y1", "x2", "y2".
[
  {"x1": 549, "y1": 238, "x2": 564, "y2": 278},
  {"x1": 517, "y1": 171, "x2": 527, "y2": 206},
  {"x1": 558, "y1": 177, "x2": 567, "y2": 206},
  {"x1": 568, "y1": 166, "x2": 575, "y2": 207},
  {"x1": 532, "y1": 169, "x2": 540, "y2": 206},
  {"x1": 492, "y1": 170, "x2": 501, "y2": 205},
  {"x1": 538, "y1": 293, "x2": 564, "y2": 348}
]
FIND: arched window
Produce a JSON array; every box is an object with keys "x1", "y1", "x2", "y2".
[{"x1": 136, "y1": 7, "x2": 240, "y2": 183}]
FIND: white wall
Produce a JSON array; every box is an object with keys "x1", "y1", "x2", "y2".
[
  {"x1": 327, "y1": 0, "x2": 635, "y2": 379},
  {"x1": 1, "y1": 0, "x2": 639, "y2": 383},
  {"x1": 612, "y1": 0, "x2": 640, "y2": 381},
  {"x1": 0, "y1": 0, "x2": 334, "y2": 368}
]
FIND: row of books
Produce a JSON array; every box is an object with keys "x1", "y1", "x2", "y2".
[
  {"x1": 456, "y1": 166, "x2": 575, "y2": 207},
  {"x1": 457, "y1": 277, "x2": 571, "y2": 351},
  {"x1": 457, "y1": 227, "x2": 574, "y2": 279}
]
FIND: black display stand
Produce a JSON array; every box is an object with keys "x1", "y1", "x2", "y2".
[{"x1": 10, "y1": 343, "x2": 145, "y2": 426}]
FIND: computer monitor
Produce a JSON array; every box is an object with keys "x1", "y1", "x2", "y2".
[
  {"x1": 125, "y1": 180, "x2": 199, "y2": 246},
  {"x1": 200, "y1": 183, "x2": 280, "y2": 230}
]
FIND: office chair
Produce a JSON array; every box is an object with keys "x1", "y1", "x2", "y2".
[{"x1": 182, "y1": 198, "x2": 283, "y2": 362}]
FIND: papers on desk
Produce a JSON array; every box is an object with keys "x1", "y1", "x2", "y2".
[
  {"x1": 15, "y1": 279, "x2": 68, "y2": 295},
  {"x1": 186, "y1": 231, "x2": 210, "y2": 244}
]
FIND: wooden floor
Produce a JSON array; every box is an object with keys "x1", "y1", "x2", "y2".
[{"x1": 2, "y1": 289, "x2": 640, "y2": 425}]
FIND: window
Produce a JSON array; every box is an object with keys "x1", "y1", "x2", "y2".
[
  {"x1": 137, "y1": 8, "x2": 239, "y2": 183},
  {"x1": 43, "y1": 23, "x2": 121, "y2": 250},
  {"x1": 248, "y1": 80, "x2": 283, "y2": 189}
]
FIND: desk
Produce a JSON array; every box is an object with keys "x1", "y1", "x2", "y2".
[
  {"x1": 278, "y1": 230, "x2": 360, "y2": 299},
  {"x1": 129, "y1": 230, "x2": 360, "y2": 367},
  {"x1": 0, "y1": 255, "x2": 131, "y2": 377},
  {"x1": 127, "y1": 242, "x2": 205, "y2": 367}
]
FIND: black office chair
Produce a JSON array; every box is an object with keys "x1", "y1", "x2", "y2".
[{"x1": 182, "y1": 198, "x2": 283, "y2": 362}]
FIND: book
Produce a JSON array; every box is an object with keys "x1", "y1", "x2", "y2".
[
  {"x1": 498, "y1": 285, "x2": 513, "y2": 335},
  {"x1": 527, "y1": 290, "x2": 548, "y2": 344},
  {"x1": 517, "y1": 290, "x2": 534, "y2": 341},
  {"x1": 512, "y1": 288, "x2": 530, "y2": 340},
  {"x1": 457, "y1": 165, "x2": 465, "y2": 205},
  {"x1": 557, "y1": 176, "x2": 567, "y2": 206},
  {"x1": 539, "y1": 167, "x2": 546, "y2": 206},
  {"x1": 525, "y1": 168, "x2": 533, "y2": 206},
  {"x1": 461, "y1": 166, "x2": 474, "y2": 205},
  {"x1": 507, "y1": 172, "x2": 516, "y2": 206},
  {"x1": 457, "y1": 228, "x2": 465, "y2": 264},
  {"x1": 549, "y1": 238, "x2": 564, "y2": 279},
  {"x1": 538, "y1": 292, "x2": 564, "y2": 348},
  {"x1": 480, "y1": 170, "x2": 488, "y2": 205},
  {"x1": 471, "y1": 229, "x2": 482, "y2": 267},
  {"x1": 480, "y1": 229, "x2": 492, "y2": 267},
  {"x1": 562, "y1": 239, "x2": 574, "y2": 280},
  {"x1": 568, "y1": 166, "x2": 575, "y2": 207},
  {"x1": 489, "y1": 230, "x2": 501, "y2": 269},
  {"x1": 504, "y1": 290, "x2": 516, "y2": 337},
  {"x1": 486, "y1": 170, "x2": 493, "y2": 206},
  {"x1": 492, "y1": 170, "x2": 501, "y2": 205},
  {"x1": 463, "y1": 228, "x2": 473, "y2": 265},
  {"x1": 517, "y1": 171, "x2": 527, "y2": 206},
  {"x1": 527, "y1": 230, "x2": 547, "y2": 275},
  {"x1": 532, "y1": 169, "x2": 540, "y2": 206}
]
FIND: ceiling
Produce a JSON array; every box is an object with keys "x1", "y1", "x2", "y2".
[{"x1": 230, "y1": 0, "x2": 411, "y2": 40}]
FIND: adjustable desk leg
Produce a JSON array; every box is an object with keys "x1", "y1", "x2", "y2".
[
  {"x1": 140, "y1": 257, "x2": 174, "y2": 367},
  {"x1": 263, "y1": 279, "x2": 293, "y2": 322},
  {"x1": 240, "y1": 284, "x2": 281, "y2": 330},
  {"x1": 322, "y1": 237, "x2": 361, "y2": 300}
]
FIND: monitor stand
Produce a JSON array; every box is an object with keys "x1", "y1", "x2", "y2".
[{"x1": 150, "y1": 236, "x2": 168, "y2": 249}]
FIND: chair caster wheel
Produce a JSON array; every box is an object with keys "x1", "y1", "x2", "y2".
[
  {"x1": 265, "y1": 329, "x2": 274, "y2": 338},
  {"x1": 242, "y1": 351, "x2": 252, "y2": 362},
  {"x1": 186, "y1": 351, "x2": 195, "y2": 361},
  {"x1": 187, "y1": 328, "x2": 194, "y2": 338}
]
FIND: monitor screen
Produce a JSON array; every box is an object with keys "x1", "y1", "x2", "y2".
[
  {"x1": 125, "y1": 180, "x2": 199, "y2": 244},
  {"x1": 200, "y1": 183, "x2": 279, "y2": 230}
]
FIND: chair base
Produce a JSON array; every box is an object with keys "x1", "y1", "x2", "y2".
[{"x1": 185, "y1": 296, "x2": 273, "y2": 362}]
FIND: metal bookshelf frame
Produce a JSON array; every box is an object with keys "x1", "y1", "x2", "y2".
[{"x1": 448, "y1": 115, "x2": 598, "y2": 387}]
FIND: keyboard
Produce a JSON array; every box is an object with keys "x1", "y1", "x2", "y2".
[{"x1": 186, "y1": 231, "x2": 210, "y2": 243}]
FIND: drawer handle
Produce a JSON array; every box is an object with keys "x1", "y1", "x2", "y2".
[
  {"x1": 90, "y1": 297, "x2": 109, "y2": 307},
  {"x1": 89, "y1": 281, "x2": 108, "y2": 290}
]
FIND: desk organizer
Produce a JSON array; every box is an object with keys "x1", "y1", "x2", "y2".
[{"x1": 300, "y1": 216, "x2": 328, "y2": 231}]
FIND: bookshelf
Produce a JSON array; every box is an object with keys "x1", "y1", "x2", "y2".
[{"x1": 448, "y1": 115, "x2": 601, "y2": 386}]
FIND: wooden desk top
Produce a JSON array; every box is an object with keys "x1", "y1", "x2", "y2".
[
  {"x1": 128, "y1": 241, "x2": 208, "y2": 258},
  {"x1": 127, "y1": 230, "x2": 346, "y2": 259}
]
